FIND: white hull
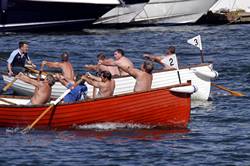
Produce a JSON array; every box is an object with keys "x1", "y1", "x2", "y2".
[
  {"x1": 210, "y1": 0, "x2": 250, "y2": 12},
  {"x1": 2, "y1": 64, "x2": 216, "y2": 101},
  {"x1": 96, "y1": 0, "x2": 218, "y2": 24}
]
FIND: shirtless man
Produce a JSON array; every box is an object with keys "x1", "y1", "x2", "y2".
[
  {"x1": 41, "y1": 52, "x2": 75, "y2": 82},
  {"x1": 99, "y1": 49, "x2": 134, "y2": 76},
  {"x1": 116, "y1": 60, "x2": 154, "y2": 92},
  {"x1": 82, "y1": 71, "x2": 115, "y2": 98},
  {"x1": 144, "y1": 46, "x2": 179, "y2": 70},
  {"x1": 84, "y1": 52, "x2": 120, "y2": 76},
  {"x1": 16, "y1": 72, "x2": 55, "y2": 105}
]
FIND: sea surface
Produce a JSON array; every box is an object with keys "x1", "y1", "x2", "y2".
[{"x1": 0, "y1": 24, "x2": 250, "y2": 165}]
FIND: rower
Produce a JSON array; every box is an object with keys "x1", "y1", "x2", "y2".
[
  {"x1": 41, "y1": 52, "x2": 75, "y2": 83},
  {"x1": 144, "y1": 46, "x2": 179, "y2": 70},
  {"x1": 55, "y1": 74, "x2": 88, "y2": 103},
  {"x1": 84, "y1": 52, "x2": 120, "y2": 76},
  {"x1": 82, "y1": 71, "x2": 115, "y2": 98},
  {"x1": 16, "y1": 72, "x2": 55, "y2": 105},
  {"x1": 99, "y1": 49, "x2": 134, "y2": 76},
  {"x1": 115, "y1": 60, "x2": 154, "y2": 92},
  {"x1": 7, "y1": 41, "x2": 36, "y2": 76}
]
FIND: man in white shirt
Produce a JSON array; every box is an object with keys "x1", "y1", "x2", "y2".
[{"x1": 143, "y1": 46, "x2": 179, "y2": 70}]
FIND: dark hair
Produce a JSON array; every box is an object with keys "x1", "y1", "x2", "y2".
[
  {"x1": 97, "y1": 52, "x2": 106, "y2": 60},
  {"x1": 19, "y1": 41, "x2": 29, "y2": 48},
  {"x1": 143, "y1": 60, "x2": 154, "y2": 74},
  {"x1": 115, "y1": 49, "x2": 124, "y2": 56},
  {"x1": 46, "y1": 74, "x2": 55, "y2": 87},
  {"x1": 61, "y1": 52, "x2": 69, "y2": 62},
  {"x1": 101, "y1": 71, "x2": 112, "y2": 80},
  {"x1": 168, "y1": 46, "x2": 175, "y2": 54}
]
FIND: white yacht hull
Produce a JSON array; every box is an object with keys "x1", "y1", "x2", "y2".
[{"x1": 96, "y1": 0, "x2": 218, "y2": 24}]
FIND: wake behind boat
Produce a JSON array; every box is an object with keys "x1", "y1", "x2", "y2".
[
  {"x1": 0, "y1": 82, "x2": 193, "y2": 130},
  {"x1": 0, "y1": 0, "x2": 120, "y2": 32}
]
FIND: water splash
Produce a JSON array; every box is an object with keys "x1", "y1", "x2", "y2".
[{"x1": 76, "y1": 122, "x2": 154, "y2": 130}]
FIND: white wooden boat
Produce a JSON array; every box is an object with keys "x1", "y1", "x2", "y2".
[
  {"x1": 2, "y1": 63, "x2": 218, "y2": 101},
  {"x1": 95, "y1": 0, "x2": 218, "y2": 25}
]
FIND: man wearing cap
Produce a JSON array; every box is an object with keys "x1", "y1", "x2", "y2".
[
  {"x1": 41, "y1": 52, "x2": 75, "y2": 83},
  {"x1": 7, "y1": 41, "x2": 35, "y2": 76}
]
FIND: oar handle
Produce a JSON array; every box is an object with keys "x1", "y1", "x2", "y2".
[
  {"x1": 2, "y1": 77, "x2": 17, "y2": 91},
  {"x1": 24, "y1": 66, "x2": 48, "y2": 76}
]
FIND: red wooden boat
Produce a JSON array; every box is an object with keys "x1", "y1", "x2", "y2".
[{"x1": 0, "y1": 82, "x2": 193, "y2": 130}]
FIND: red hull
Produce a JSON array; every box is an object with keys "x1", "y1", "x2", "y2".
[{"x1": 0, "y1": 85, "x2": 191, "y2": 130}]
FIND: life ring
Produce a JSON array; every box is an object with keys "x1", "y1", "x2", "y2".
[
  {"x1": 192, "y1": 69, "x2": 219, "y2": 79},
  {"x1": 170, "y1": 85, "x2": 198, "y2": 94}
]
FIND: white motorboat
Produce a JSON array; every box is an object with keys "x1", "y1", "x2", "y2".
[{"x1": 95, "y1": 0, "x2": 218, "y2": 25}]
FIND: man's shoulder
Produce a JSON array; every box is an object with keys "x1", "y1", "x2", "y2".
[{"x1": 10, "y1": 49, "x2": 19, "y2": 55}]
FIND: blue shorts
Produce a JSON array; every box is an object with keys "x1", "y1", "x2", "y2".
[{"x1": 64, "y1": 83, "x2": 88, "y2": 103}]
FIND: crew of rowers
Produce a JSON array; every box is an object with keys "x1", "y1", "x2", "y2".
[{"x1": 6, "y1": 41, "x2": 179, "y2": 105}]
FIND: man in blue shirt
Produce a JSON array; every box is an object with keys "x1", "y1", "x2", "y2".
[{"x1": 7, "y1": 41, "x2": 35, "y2": 76}]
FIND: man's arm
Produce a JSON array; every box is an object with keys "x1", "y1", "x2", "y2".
[
  {"x1": 7, "y1": 51, "x2": 17, "y2": 76},
  {"x1": 86, "y1": 72, "x2": 102, "y2": 82},
  {"x1": 26, "y1": 59, "x2": 36, "y2": 68},
  {"x1": 82, "y1": 75, "x2": 102, "y2": 88},
  {"x1": 84, "y1": 64, "x2": 98, "y2": 71},
  {"x1": 16, "y1": 73, "x2": 40, "y2": 87},
  {"x1": 115, "y1": 63, "x2": 139, "y2": 78},
  {"x1": 7, "y1": 63, "x2": 13, "y2": 76},
  {"x1": 100, "y1": 59, "x2": 116, "y2": 66},
  {"x1": 54, "y1": 74, "x2": 68, "y2": 87},
  {"x1": 143, "y1": 54, "x2": 162, "y2": 63},
  {"x1": 42, "y1": 61, "x2": 62, "y2": 69}
]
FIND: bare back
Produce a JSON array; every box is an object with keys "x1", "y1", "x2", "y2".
[
  {"x1": 31, "y1": 82, "x2": 52, "y2": 104},
  {"x1": 134, "y1": 71, "x2": 153, "y2": 92}
]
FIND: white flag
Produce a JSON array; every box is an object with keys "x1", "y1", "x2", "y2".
[{"x1": 187, "y1": 35, "x2": 202, "y2": 51}]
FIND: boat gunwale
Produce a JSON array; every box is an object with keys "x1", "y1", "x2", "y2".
[{"x1": 0, "y1": 82, "x2": 191, "y2": 108}]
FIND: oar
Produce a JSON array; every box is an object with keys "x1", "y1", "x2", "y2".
[
  {"x1": 21, "y1": 77, "x2": 84, "y2": 133},
  {"x1": 92, "y1": 86, "x2": 96, "y2": 99},
  {"x1": 211, "y1": 83, "x2": 245, "y2": 97},
  {"x1": 2, "y1": 77, "x2": 17, "y2": 92},
  {"x1": 24, "y1": 66, "x2": 48, "y2": 76}
]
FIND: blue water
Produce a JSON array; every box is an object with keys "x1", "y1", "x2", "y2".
[{"x1": 0, "y1": 24, "x2": 250, "y2": 165}]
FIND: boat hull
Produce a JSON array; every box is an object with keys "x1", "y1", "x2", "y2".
[
  {"x1": 0, "y1": 0, "x2": 119, "y2": 32},
  {"x1": 2, "y1": 64, "x2": 216, "y2": 101},
  {"x1": 0, "y1": 85, "x2": 191, "y2": 129},
  {"x1": 95, "y1": 0, "x2": 218, "y2": 25}
]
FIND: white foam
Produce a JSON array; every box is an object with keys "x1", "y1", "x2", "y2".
[{"x1": 76, "y1": 122, "x2": 153, "y2": 130}]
